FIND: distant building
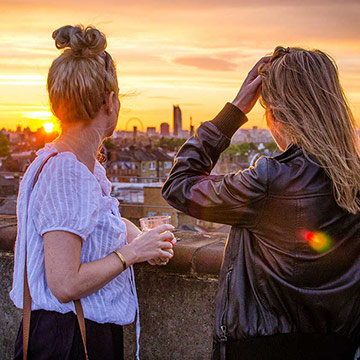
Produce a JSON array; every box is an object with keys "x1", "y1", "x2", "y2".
[
  {"x1": 190, "y1": 116, "x2": 194, "y2": 137},
  {"x1": 179, "y1": 130, "x2": 190, "y2": 138},
  {"x1": 232, "y1": 126, "x2": 273, "y2": 144},
  {"x1": 173, "y1": 105, "x2": 182, "y2": 137},
  {"x1": 160, "y1": 123, "x2": 170, "y2": 137},
  {"x1": 147, "y1": 127, "x2": 156, "y2": 136},
  {"x1": 190, "y1": 126, "x2": 194, "y2": 137},
  {"x1": 106, "y1": 145, "x2": 173, "y2": 183},
  {"x1": 112, "y1": 130, "x2": 146, "y2": 139}
]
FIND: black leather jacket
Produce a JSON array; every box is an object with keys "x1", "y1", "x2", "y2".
[{"x1": 162, "y1": 103, "x2": 360, "y2": 357}]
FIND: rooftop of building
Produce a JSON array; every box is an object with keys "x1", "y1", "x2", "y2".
[{"x1": 113, "y1": 146, "x2": 173, "y2": 162}]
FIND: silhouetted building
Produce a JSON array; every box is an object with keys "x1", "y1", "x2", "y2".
[
  {"x1": 160, "y1": 123, "x2": 170, "y2": 137},
  {"x1": 232, "y1": 126, "x2": 273, "y2": 144},
  {"x1": 173, "y1": 105, "x2": 182, "y2": 137},
  {"x1": 133, "y1": 126, "x2": 137, "y2": 144},
  {"x1": 190, "y1": 125, "x2": 194, "y2": 137},
  {"x1": 190, "y1": 116, "x2": 194, "y2": 137},
  {"x1": 147, "y1": 127, "x2": 156, "y2": 136}
]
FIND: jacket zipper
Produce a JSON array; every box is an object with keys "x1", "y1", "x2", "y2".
[{"x1": 219, "y1": 264, "x2": 233, "y2": 342}]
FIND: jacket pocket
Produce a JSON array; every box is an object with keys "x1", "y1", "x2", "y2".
[{"x1": 219, "y1": 264, "x2": 233, "y2": 342}]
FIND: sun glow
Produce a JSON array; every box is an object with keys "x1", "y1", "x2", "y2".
[
  {"x1": 0, "y1": 1, "x2": 359, "y2": 131},
  {"x1": 22, "y1": 110, "x2": 53, "y2": 121},
  {"x1": 43, "y1": 122, "x2": 55, "y2": 133}
]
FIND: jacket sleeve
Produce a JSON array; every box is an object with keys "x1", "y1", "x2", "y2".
[{"x1": 162, "y1": 103, "x2": 268, "y2": 227}]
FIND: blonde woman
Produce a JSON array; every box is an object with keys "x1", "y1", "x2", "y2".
[
  {"x1": 163, "y1": 47, "x2": 360, "y2": 359},
  {"x1": 11, "y1": 25, "x2": 174, "y2": 360}
]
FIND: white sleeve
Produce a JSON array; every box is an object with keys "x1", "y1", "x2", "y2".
[{"x1": 31, "y1": 154, "x2": 100, "y2": 241}]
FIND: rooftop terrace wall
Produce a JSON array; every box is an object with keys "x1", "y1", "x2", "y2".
[{"x1": 0, "y1": 216, "x2": 226, "y2": 360}]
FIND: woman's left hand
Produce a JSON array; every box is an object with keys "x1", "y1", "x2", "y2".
[
  {"x1": 123, "y1": 217, "x2": 176, "y2": 266},
  {"x1": 148, "y1": 233, "x2": 176, "y2": 266},
  {"x1": 232, "y1": 56, "x2": 271, "y2": 114},
  {"x1": 148, "y1": 248, "x2": 174, "y2": 266}
]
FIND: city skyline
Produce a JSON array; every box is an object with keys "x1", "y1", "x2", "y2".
[{"x1": 0, "y1": 0, "x2": 359, "y2": 132}]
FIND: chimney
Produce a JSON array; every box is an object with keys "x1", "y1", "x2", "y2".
[
  {"x1": 190, "y1": 116, "x2": 194, "y2": 137},
  {"x1": 133, "y1": 126, "x2": 137, "y2": 144},
  {"x1": 110, "y1": 151, "x2": 117, "y2": 161}
]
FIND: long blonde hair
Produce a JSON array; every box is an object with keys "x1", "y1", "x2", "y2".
[{"x1": 259, "y1": 46, "x2": 360, "y2": 214}]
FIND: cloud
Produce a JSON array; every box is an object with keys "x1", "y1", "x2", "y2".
[
  {"x1": 173, "y1": 56, "x2": 237, "y2": 71},
  {"x1": 5, "y1": 0, "x2": 357, "y2": 11},
  {"x1": 0, "y1": 0, "x2": 359, "y2": 129}
]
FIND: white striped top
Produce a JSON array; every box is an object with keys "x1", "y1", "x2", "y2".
[{"x1": 10, "y1": 142, "x2": 138, "y2": 327}]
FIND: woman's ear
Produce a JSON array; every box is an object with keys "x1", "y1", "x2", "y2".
[{"x1": 104, "y1": 91, "x2": 115, "y2": 115}]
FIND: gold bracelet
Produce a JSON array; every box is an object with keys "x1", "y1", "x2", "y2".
[{"x1": 113, "y1": 250, "x2": 127, "y2": 270}]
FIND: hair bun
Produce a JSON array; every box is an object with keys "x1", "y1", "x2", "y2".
[{"x1": 52, "y1": 25, "x2": 107, "y2": 57}]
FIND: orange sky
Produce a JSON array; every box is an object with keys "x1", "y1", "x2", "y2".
[{"x1": 0, "y1": 0, "x2": 359, "y2": 132}]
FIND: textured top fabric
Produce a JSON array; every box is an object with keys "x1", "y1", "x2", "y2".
[{"x1": 10, "y1": 142, "x2": 137, "y2": 326}]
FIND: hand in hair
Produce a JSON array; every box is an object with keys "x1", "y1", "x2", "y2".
[{"x1": 232, "y1": 56, "x2": 271, "y2": 114}]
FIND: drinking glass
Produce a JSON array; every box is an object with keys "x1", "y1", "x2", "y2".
[
  {"x1": 140, "y1": 215, "x2": 174, "y2": 265},
  {"x1": 139, "y1": 215, "x2": 172, "y2": 231}
]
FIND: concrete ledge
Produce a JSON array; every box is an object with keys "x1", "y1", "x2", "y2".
[
  {"x1": 0, "y1": 218, "x2": 227, "y2": 277},
  {"x1": 159, "y1": 231, "x2": 226, "y2": 276},
  {"x1": 0, "y1": 216, "x2": 226, "y2": 360}
]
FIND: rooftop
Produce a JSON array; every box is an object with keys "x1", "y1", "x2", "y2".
[{"x1": 115, "y1": 146, "x2": 173, "y2": 162}]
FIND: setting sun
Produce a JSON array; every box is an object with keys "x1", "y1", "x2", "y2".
[{"x1": 43, "y1": 122, "x2": 54, "y2": 133}]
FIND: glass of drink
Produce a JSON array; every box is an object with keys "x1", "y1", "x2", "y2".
[
  {"x1": 140, "y1": 216, "x2": 175, "y2": 266},
  {"x1": 139, "y1": 215, "x2": 172, "y2": 231}
]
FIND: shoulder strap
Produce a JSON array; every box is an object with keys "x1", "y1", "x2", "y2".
[
  {"x1": 23, "y1": 152, "x2": 89, "y2": 360},
  {"x1": 74, "y1": 299, "x2": 89, "y2": 359}
]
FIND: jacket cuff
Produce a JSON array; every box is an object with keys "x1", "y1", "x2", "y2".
[{"x1": 210, "y1": 102, "x2": 248, "y2": 138}]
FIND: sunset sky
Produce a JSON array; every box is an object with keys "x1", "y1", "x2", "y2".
[{"x1": 0, "y1": 0, "x2": 359, "y2": 132}]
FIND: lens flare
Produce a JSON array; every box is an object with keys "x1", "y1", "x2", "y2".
[
  {"x1": 43, "y1": 122, "x2": 55, "y2": 133},
  {"x1": 304, "y1": 231, "x2": 333, "y2": 253}
]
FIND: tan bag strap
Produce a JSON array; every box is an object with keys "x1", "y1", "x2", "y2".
[
  {"x1": 22, "y1": 251, "x2": 31, "y2": 360},
  {"x1": 74, "y1": 299, "x2": 89, "y2": 359},
  {"x1": 23, "y1": 152, "x2": 89, "y2": 360}
]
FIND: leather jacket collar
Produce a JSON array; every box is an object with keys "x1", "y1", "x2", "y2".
[{"x1": 274, "y1": 143, "x2": 303, "y2": 162}]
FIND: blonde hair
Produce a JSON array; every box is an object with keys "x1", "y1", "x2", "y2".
[
  {"x1": 47, "y1": 25, "x2": 119, "y2": 125},
  {"x1": 259, "y1": 46, "x2": 360, "y2": 214}
]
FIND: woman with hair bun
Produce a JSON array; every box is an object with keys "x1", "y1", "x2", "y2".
[
  {"x1": 163, "y1": 47, "x2": 360, "y2": 359},
  {"x1": 11, "y1": 25, "x2": 175, "y2": 360}
]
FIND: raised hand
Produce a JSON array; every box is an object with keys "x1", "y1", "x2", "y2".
[{"x1": 232, "y1": 56, "x2": 271, "y2": 114}]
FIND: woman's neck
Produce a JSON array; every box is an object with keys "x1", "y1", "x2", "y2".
[{"x1": 53, "y1": 125, "x2": 103, "y2": 174}]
